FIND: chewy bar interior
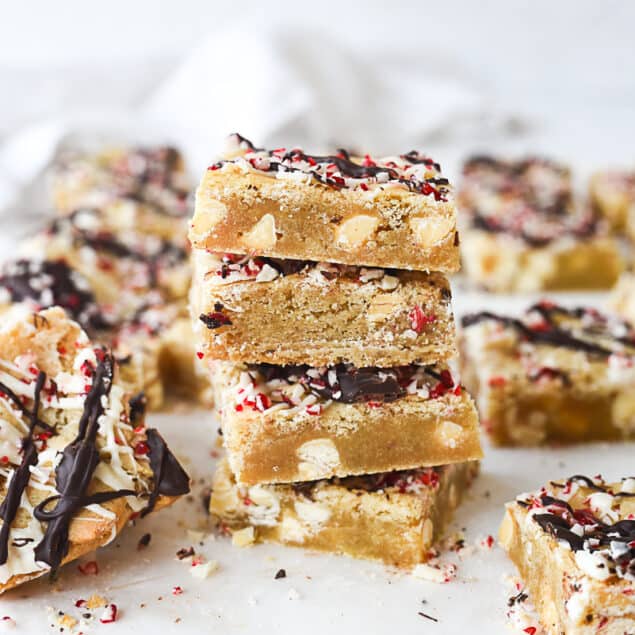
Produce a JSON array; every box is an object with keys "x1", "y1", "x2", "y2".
[
  {"x1": 458, "y1": 156, "x2": 623, "y2": 292},
  {"x1": 50, "y1": 145, "x2": 191, "y2": 237},
  {"x1": 610, "y1": 272, "x2": 635, "y2": 325},
  {"x1": 461, "y1": 302, "x2": 635, "y2": 445},
  {"x1": 499, "y1": 475, "x2": 635, "y2": 635},
  {"x1": 191, "y1": 248, "x2": 457, "y2": 367},
  {"x1": 0, "y1": 306, "x2": 190, "y2": 593},
  {"x1": 589, "y1": 169, "x2": 635, "y2": 232},
  {"x1": 211, "y1": 457, "x2": 478, "y2": 568},
  {"x1": 211, "y1": 360, "x2": 481, "y2": 485},
  {"x1": 190, "y1": 134, "x2": 460, "y2": 272}
]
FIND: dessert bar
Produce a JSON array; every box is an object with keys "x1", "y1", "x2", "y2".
[
  {"x1": 609, "y1": 272, "x2": 635, "y2": 325},
  {"x1": 500, "y1": 474, "x2": 635, "y2": 634},
  {"x1": 589, "y1": 169, "x2": 635, "y2": 232},
  {"x1": 22, "y1": 208, "x2": 191, "y2": 321},
  {"x1": 190, "y1": 134, "x2": 460, "y2": 272},
  {"x1": 191, "y1": 248, "x2": 457, "y2": 367},
  {"x1": 0, "y1": 306, "x2": 190, "y2": 593},
  {"x1": 458, "y1": 156, "x2": 623, "y2": 291},
  {"x1": 211, "y1": 360, "x2": 481, "y2": 485},
  {"x1": 461, "y1": 302, "x2": 635, "y2": 445},
  {"x1": 50, "y1": 145, "x2": 191, "y2": 238},
  {"x1": 211, "y1": 457, "x2": 478, "y2": 568}
]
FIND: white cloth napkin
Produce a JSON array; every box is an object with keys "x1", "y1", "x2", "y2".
[{"x1": 0, "y1": 24, "x2": 519, "y2": 237}]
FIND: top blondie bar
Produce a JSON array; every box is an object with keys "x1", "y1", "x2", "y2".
[{"x1": 190, "y1": 134, "x2": 460, "y2": 272}]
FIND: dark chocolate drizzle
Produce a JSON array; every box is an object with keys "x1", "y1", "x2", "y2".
[
  {"x1": 33, "y1": 354, "x2": 135, "y2": 570},
  {"x1": 461, "y1": 304, "x2": 634, "y2": 358},
  {"x1": 461, "y1": 155, "x2": 600, "y2": 245},
  {"x1": 140, "y1": 428, "x2": 190, "y2": 517},
  {"x1": 0, "y1": 352, "x2": 190, "y2": 573},
  {"x1": 520, "y1": 475, "x2": 635, "y2": 580},
  {"x1": 247, "y1": 363, "x2": 447, "y2": 405},
  {"x1": 49, "y1": 210, "x2": 187, "y2": 290},
  {"x1": 0, "y1": 259, "x2": 109, "y2": 332},
  {"x1": 0, "y1": 371, "x2": 50, "y2": 565},
  {"x1": 216, "y1": 134, "x2": 448, "y2": 200}
]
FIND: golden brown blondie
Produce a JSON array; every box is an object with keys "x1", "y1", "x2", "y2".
[
  {"x1": 211, "y1": 457, "x2": 478, "y2": 568},
  {"x1": 50, "y1": 145, "x2": 191, "y2": 239},
  {"x1": 191, "y1": 248, "x2": 456, "y2": 367},
  {"x1": 459, "y1": 156, "x2": 623, "y2": 291},
  {"x1": 461, "y1": 301, "x2": 635, "y2": 445},
  {"x1": 190, "y1": 134, "x2": 460, "y2": 272},
  {"x1": 500, "y1": 474, "x2": 635, "y2": 634},
  {"x1": 589, "y1": 169, "x2": 635, "y2": 232},
  {"x1": 211, "y1": 360, "x2": 481, "y2": 485}
]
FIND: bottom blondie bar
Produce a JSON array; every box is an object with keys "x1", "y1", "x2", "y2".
[
  {"x1": 210, "y1": 458, "x2": 478, "y2": 568},
  {"x1": 500, "y1": 475, "x2": 635, "y2": 635}
]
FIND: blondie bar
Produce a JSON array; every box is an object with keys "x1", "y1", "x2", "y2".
[
  {"x1": 190, "y1": 134, "x2": 460, "y2": 272},
  {"x1": 211, "y1": 457, "x2": 478, "y2": 568},
  {"x1": 22, "y1": 209, "x2": 190, "y2": 322},
  {"x1": 0, "y1": 306, "x2": 190, "y2": 593},
  {"x1": 211, "y1": 360, "x2": 481, "y2": 485},
  {"x1": 590, "y1": 169, "x2": 635, "y2": 232},
  {"x1": 50, "y1": 146, "x2": 191, "y2": 238},
  {"x1": 461, "y1": 302, "x2": 635, "y2": 445},
  {"x1": 191, "y1": 249, "x2": 456, "y2": 367},
  {"x1": 459, "y1": 156, "x2": 623, "y2": 291},
  {"x1": 500, "y1": 474, "x2": 635, "y2": 634}
]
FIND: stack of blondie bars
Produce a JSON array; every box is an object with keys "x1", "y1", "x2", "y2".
[{"x1": 190, "y1": 134, "x2": 483, "y2": 567}]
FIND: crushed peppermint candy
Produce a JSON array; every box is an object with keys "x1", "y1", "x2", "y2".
[{"x1": 211, "y1": 134, "x2": 450, "y2": 200}]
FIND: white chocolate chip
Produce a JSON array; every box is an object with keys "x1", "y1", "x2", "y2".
[
  {"x1": 336, "y1": 215, "x2": 379, "y2": 247},
  {"x1": 189, "y1": 559, "x2": 219, "y2": 579},
  {"x1": 409, "y1": 216, "x2": 455, "y2": 247},
  {"x1": 231, "y1": 526, "x2": 256, "y2": 547},
  {"x1": 438, "y1": 421, "x2": 463, "y2": 448},
  {"x1": 574, "y1": 550, "x2": 610, "y2": 581},
  {"x1": 296, "y1": 439, "x2": 341, "y2": 480},
  {"x1": 294, "y1": 500, "x2": 332, "y2": 529},
  {"x1": 242, "y1": 214, "x2": 277, "y2": 250},
  {"x1": 411, "y1": 563, "x2": 447, "y2": 583},
  {"x1": 245, "y1": 485, "x2": 281, "y2": 527}
]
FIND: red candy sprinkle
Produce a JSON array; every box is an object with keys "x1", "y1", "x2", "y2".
[
  {"x1": 134, "y1": 441, "x2": 150, "y2": 456},
  {"x1": 488, "y1": 376, "x2": 507, "y2": 388},
  {"x1": 196, "y1": 352, "x2": 204, "y2": 360},
  {"x1": 172, "y1": 586, "x2": 184, "y2": 596},
  {"x1": 408, "y1": 306, "x2": 436, "y2": 334},
  {"x1": 77, "y1": 561, "x2": 99, "y2": 575},
  {"x1": 523, "y1": 628, "x2": 537, "y2": 635},
  {"x1": 100, "y1": 604, "x2": 118, "y2": 624}
]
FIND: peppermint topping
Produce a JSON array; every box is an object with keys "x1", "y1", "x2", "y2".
[
  {"x1": 462, "y1": 302, "x2": 635, "y2": 361},
  {"x1": 202, "y1": 252, "x2": 403, "y2": 290},
  {"x1": 55, "y1": 146, "x2": 189, "y2": 218},
  {"x1": 229, "y1": 363, "x2": 460, "y2": 416},
  {"x1": 0, "y1": 260, "x2": 109, "y2": 332},
  {"x1": 460, "y1": 156, "x2": 601, "y2": 245},
  {"x1": 517, "y1": 475, "x2": 635, "y2": 582},
  {"x1": 210, "y1": 133, "x2": 450, "y2": 200}
]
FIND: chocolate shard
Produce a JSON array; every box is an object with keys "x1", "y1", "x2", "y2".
[
  {"x1": 336, "y1": 366, "x2": 404, "y2": 403},
  {"x1": 141, "y1": 428, "x2": 190, "y2": 517}
]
